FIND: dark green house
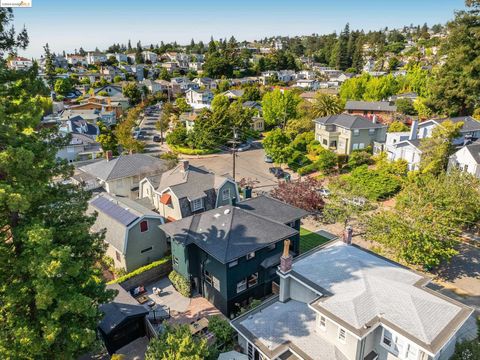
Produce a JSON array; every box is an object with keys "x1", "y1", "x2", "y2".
[{"x1": 161, "y1": 196, "x2": 308, "y2": 317}]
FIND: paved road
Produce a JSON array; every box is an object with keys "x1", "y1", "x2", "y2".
[
  {"x1": 188, "y1": 145, "x2": 283, "y2": 194},
  {"x1": 139, "y1": 108, "x2": 164, "y2": 154}
]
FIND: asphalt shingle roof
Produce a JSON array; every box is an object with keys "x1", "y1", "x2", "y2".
[
  {"x1": 465, "y1": 143, "x2": 480, "y2": 164},
  {"x1": 313, "y1": 114, "x2": 385, "y2": 130},
  {"x1": 160, "y1": 205, "x2": 298, "y2": 264},
  {"x1": 79, "y1": 154, "x2": 169, "y2": 181},
  {"x1": 237, "y1": 195, "x2": 309, "y2": 224},
  {"x1": 438, "y1": 116, "x2": 480, "y2": 132},
  {"x1": 345, "y1": 100, "x2": 397, "y2": 112}
]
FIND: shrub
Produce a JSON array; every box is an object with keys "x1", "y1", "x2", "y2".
[
  {"x1": 208, "y1": 316, "x2": 235, "y2": 349},
  {"x1": 168, "y1": 270, "x2": 191, "y2": 297},
  {"x1": 348, "y1": 150, "x2": 372, "y2": 169},
  {"x1": 107, "y1": 256, "x2": 171, "y2": 285},
  {"x1": 169, "y1": 145, "x2": 219, "y2": 155},
  {"x1": 297, "y1": 163, "x2": 317, "y2": 176},
  {"x1": 288, "y1": 150, "x2": 311, "y2": 171},
  {"x1": 315, "y1": 149, "x2": 337, "y2": 173}
]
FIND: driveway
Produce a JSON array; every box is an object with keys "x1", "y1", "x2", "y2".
[{"x1": 188, "y1": 144, "x2": 284, "y2": 194}]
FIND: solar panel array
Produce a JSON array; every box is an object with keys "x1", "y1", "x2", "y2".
[{"x1": 91, "y1": 196, "x2": 139, "y2": 226}]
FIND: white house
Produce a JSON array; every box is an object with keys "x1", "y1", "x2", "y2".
[
  {"x1": 66, "y1": 54, "x2": 87, "y2": 66},
  {"x1": 86, "y1": 52, "x2": 107, "y2": 65},
  {"x1": 8, "y1": 56, "x2": 33, "y2": 71},
  {"x1": 107, "y1": 53, "x2": 128, "y2": 63},
  {"x1": 185, "y1": 88, "x2": 213, "y2": 107},
  {"x1": 448, "y1": 142, "x2": 480, "y2": 178},
  {"x1": 142, "y1": 50, "x2": 158, "y2": 63}
]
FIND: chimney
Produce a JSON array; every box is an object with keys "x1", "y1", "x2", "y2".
[
  {"x1": 180, "y1": 160, "x2": 189, "y2": 172},
  {"x1": 105, "y1": 150, "x2": 113, "y2": 161},
  {"x1": 343, "y1": 226, "x2": 353, "y2": 245},
  {"x1": 279, "y1": 239, "x2": 293, "y2": 273},
  {"x1": 372, "y1": 115, "x2": 377, "y2": 124},
  {"x1": 409, "y1": 120, "x2": 418, "y2": 140}
]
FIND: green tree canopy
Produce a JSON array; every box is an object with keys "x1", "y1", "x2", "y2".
[
  {"x1": 387, "y1": 121, "x2": 410, "y2": 132},
  {"x1": 122, "y1": 82, "x2": 142, "y2": 105},
  {"x1": 263, "y1": 128, "x2": 291, "y2": 163},
  {"x1": 262, "y1": 89, "x2": 301, "y2": 127}
]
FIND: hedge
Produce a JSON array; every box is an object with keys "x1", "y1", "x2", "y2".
[
  {"x1": 107, "y1": 256, "x2": 171, "y2": 285},
  {"x1": 168, "y1": 269, "x2": 191, "y2": 297},
  {"x1": 169, "y1": 145, "x2": 220, "y2": 155}
]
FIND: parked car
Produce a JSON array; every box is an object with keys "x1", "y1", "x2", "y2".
[
  {"x1": 269, "y1": 167, "x2": 285, "y2": 178},
  {"x1": 134, "y1": 131, "x2": 146, "y2": 140},
  {"x1": 264, "y1": 155, "x2": 273, "y2": 163},
  {"x1": 237, "y1": 143, "x2": 251, "y2": 152},
  {"x1": 153, "y1": 135, "x2": 162, "y2": 143}
]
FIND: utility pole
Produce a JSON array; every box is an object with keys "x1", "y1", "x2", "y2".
[{"x1": 232, "y1": 126, "x2": 238, "y2": 181}]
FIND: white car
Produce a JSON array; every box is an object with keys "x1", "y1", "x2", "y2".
[{"x1": 318, "y1": 188, "x2": 331, "y2": 197}]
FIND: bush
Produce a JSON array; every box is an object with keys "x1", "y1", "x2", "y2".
[
  {"x1": 348, "y1": 150, "x2": 372, "y2": 169},
  {"x1": 297, "y1": 163, "x2": 318, "y2": 176},
  {"x1": 208, "y1": 316, "x2": 235, "y2": 349},
  {"x1": 169, "y1": 145, "x2": 219, "y2": 155},
  {"x1": 288, "y1": 150, "x2": 311, "y2": 171},
  {"x1": 168, "y1": 270, "x2": 191, "y2": 297},
  {"x1": 107, "y1": 256, "x2": 171, "y2": 285}
]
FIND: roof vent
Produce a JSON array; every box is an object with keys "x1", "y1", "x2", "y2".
[
  {"x1": 214, "y1": 213, "x2": 221, "y2": 218},
  {"x1": 224, "y1": 209, "x2": 231, "y2": 215}
]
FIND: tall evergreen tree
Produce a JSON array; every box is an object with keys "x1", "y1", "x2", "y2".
[
  {"x1": 0, "y1": 9, "x2": 113, "y2": 359},
  {"x1": 43, "y1": 43, "x2": 55, "y2": 90}
]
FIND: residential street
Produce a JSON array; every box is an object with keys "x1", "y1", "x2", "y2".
[{"x1": 139, "y1": 108, "x2": 164, "y2": 154}]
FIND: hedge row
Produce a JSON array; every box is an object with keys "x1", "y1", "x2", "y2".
[
  {"x1": 168, "y1": 269, "x2": 191, "y2": 297},
  {"x1": 107, "y1": 256, "x2": 171, "y2": 285},
  {"x1": 169, "y1": 145, "x2": 219, "y2": 155}
]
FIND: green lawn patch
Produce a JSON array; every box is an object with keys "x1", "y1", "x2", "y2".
[{"x1": 299, "y1": 227, "x2": 330, "y2": 253}]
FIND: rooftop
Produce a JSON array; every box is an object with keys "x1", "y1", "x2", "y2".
[
  {"x1": 160, "y1": 205, "x2": 298, "y2": 264},
  {"x1": 313, "y1": 114, "x2": 385, "y2": 130},
  {"x1": 345, "y1": 100, "x2": 397, "y2": 112}
]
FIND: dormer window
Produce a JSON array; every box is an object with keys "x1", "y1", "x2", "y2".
[
  {"x1": 140, "y1": 220, "x2": 149, "y2": 232},
  {"x1": 191, "y1": 198, "x2": 203, "y2": 212},
  {"x1": 222, "y1": 188, "x2": 231, "y2": 201}
]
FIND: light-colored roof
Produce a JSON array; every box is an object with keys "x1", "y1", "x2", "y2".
[
  {"x1": 292, "y1": 242, "x2": 472, "y2": 351},
  {"x1": 345, "y1": 100, "x2": 397, "y2": 112},
  {"x1": 79, "y1": 154, "x2": 169, "y2": 181}
]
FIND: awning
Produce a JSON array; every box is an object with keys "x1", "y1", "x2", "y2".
[{"x1": 160, "y1": 193, "x2": 172, "y2": 205}]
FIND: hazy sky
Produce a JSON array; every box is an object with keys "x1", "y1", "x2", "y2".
[{"x1": 12, "y1": 0, "x2": 466, "y2": 58}]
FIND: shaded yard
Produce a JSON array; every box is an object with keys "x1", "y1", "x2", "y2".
[{"x1": 299, "y1": 227, "x2": 330, "y2": 253}]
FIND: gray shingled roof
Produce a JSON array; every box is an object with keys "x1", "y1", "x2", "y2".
[
  {"x1": 438, "y1": 116, "x2": 480, "y2": 132},
  {"x1": 345, "y1": 100, "x2": 397, "y2": 112},
  {"x1": 99, "y1": 284, "x2": 148, "y2": 335},
  {"x1": 160, "y1": 205, "x2": 298, "y2": 264},
  {"x1": 237, "y1": 195, "x2": 309, "y2": 224},
  {"x1": 313, "y1": 114, "x2": 385, "y2": 130},
  {"x1": 157, "y1": 163, "x2": 227, "y2": 200},
  {"x1": 465, "y1": 143, "x2": 480, "y2": 164},
  {"x1": 293, "y1": 242, "x2": 472, "y2": 350},
  {"x1": 79, "y1": 154, "x2": 169, "y2": 181}
]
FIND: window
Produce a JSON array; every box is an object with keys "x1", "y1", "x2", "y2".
[
  {"x1": 140, "y1": 220, "x2": 148, "y2": 232},
  {"x1": 369, "y1": 128, "x2": 376, "y2": 135},
  {"x1": 173, "y1": 256, "x2": 179, "y2": 266},
  {"x1": 405, "y1": 344, "x2": 418, "y2": 360},
  {"x1": 246, "y1": 251, "x2": 255, "y2": 260},
  {"x1": 222, "y1": 188, "x2": 231, "y2": 201},
  {"x1": 212, "y1": 276, "x2": 220, "y2": 291},
  {"x1": 382, "y1": 329, "x2": 393, "y2": 347},
  {"x1": 322, "y1": 139, "x2": 328, "y2": 146},
  {"x1": 464, "y1": 164, "x2": 469, "y2": 172},
  {"x1": 236, "y1": 279, "x2": 247, "y2": 293},
  {"x1": 247, "y1": 273, "x2": 258, "y2": 287},
  {"x1": 338, "y1": 328, "x2": 346, "y2": 342},
  {"x1": 353, "y1": 129, "x2": 360, "y2": 136},
  {"x1": 229, "y1": 260, "x2": 238, "y2": 268},
  {"x1": 318, "y1": 316, "x2": 326, "y2": 330},
  {"x1": 115, "y1": 251, "x2": 121, "y2": 262},
  {"x1": 359, "y1": 143, "x2": 365, "y2": 149},
  {"x1": 204, "y1": 270, "x2": 213, "y2": 285},
  {"x1": 191, "y1": 198, "x2": 203, "y2": 211},
  {"x1": 141, "y1": 246, "x2": 153, "y2": 253},
  {"x1": 352, "y1": 143, "x2": 359, "y2": 150}
]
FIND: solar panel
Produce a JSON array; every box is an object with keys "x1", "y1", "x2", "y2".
[{"x1": 91, "y1": 196, "x2": 139, "y2": 226}]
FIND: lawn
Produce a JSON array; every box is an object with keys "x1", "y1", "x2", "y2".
[{"x1": 299, "y1": 227, "x2": 330, "y2": 254}]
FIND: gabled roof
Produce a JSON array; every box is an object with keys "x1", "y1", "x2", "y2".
[
  {"x1": 345, "y1": 100, "x2": 397, "y2": 112},
  {"x1": 313, "y1": 114, "x2": 385, "y2": 130},
  {"x1": 236, "y1": 195, "x2": 309, "y2": 224},
  {"x1": 463, "y1": 142, "x2": 480, "y2": 164},
  {"x1": 99, "y1": 284, "x2": 148, "y2": 335},
  {"x1": 437, "y1": 116, "x2": 480, "y2": 133},
  {"x1": 223, "y1": 89, "x2": 245, "y2": 98},
  {"x1": 79, "y1": 154, "x2": 169, "y2": 181},
  {"x1": 157, "y1": 163, "x2": 228, "y2": 200},
  {"x1": 160, "y1": 205, "x2": 298, "y2": 264}
]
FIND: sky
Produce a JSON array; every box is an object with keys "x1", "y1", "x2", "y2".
[{"x1": 12, "y1": 0, "x2": 466, "y2": 58}]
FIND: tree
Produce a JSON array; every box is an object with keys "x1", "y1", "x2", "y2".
[
  {"x1": 387, "y1": 121, "x2": 409, "y2": 132},
  {"x1": 348, "y1": 150, "x2": 372, "y2": 168},
  {"x1": 166, "y1": 124, "x2": 188, "y2": 146},
  {"x1": 451, "y1": 339, "x2": 480, "y2": 360},
  {"x1": 315, "y1": 149, "x2": 338, "y2": 174},
  {"x1": 113, "y1": 75, "x2": 123, "y2": 83},
  {"x1": 309, "y1": 93, "x2": 343, "y2": 118},
  {"x1": 156, "y1": 103, "x2": 173, "y2": 144},
  {"x1": 0, "y1": 9, "x2": 113, "y2": 358},
  {"x1": 429, "y1": 1, "x2": 480, "y2": 116},
  {"x1": 271, "y1": 177, "x2": 324, "y2": 213},
  {"x1": 97, "y1": 123, "x2": 118, "y2": 155},
  {"x1": 263, "y1": 128, "x2": 291, "y2": 163},
  {"x1": 122, "y1": 82, "x2": 142, "y2": 105},
  {"x1": 145, "y1": 324, "x2": 209, "y2": 360},
  {"x1": 262, "y1": 89, "x2": 300, "y2": 127},
  {"x1": 419, "y1": 120, "x2": 463, "y2": 175},
  {"x1": 241, "y1": 86, "x2": 261, "y2": 102},
  {"x1": 175, "y1": 97, "x2": 192, "y2": 113},
  {"x1": 54, "y1": 77, "x2": 73, "y2": 96},
  {"x1": 43, "y1": 43, "x2": 55, "y2": 89},
  {"x1": 207, "y1": 316, "x2": 235, "y2": 349},
  {"x1": 116, "y1": 106, "x2": 144, "y2": 153},
  {"x1": 158, "y1": 67, "x2": 171, "y2": 81},
  {"x1": 395, "y1": 99, "x2": 416, "y2": 116}
]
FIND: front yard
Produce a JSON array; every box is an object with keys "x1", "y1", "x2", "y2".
[{"x1": 299, "y1": 227, "x2": 330, "y2": 253}]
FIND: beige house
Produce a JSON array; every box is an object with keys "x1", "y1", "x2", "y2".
[
  {"x1": 232, "y1": 240, "x2": 476, "y2": 360},
  {"x1": 313, "y1": 114, "x2": 387, "y2": 155},
  {"x1": 78, "y1": 153, "x2": 170, "y2": 198}
]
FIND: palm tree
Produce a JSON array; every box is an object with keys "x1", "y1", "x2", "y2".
[{"x1": 310, "y1": 93, "x2": 344, "y2": 118}]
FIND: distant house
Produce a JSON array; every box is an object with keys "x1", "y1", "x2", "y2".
[
  {"x1": 78, "y1": 153, "x2": 170, "y2": 198},
  {"x1": 295, "y1": 79, "x2": 319, "y2": 90},
  {"x1": 192, "y1": 77, "x2": 217, "y2": 90},
  {"x1": 66, "y1": 54, "x2": 87, "y2": 66},
  {"x1": 160, "y1": 195, "x2": 308, "y2": 316},
  {"x1": 222, "y1": 89, "x2": 245, "y2": 100},
  {"x1": 139, "y1": 160, "x2": 238, "y2": 222},
  {"x1": 448, "y1": 142, "x2": 480, "y2": 178},
  {"x1": 299, "y1": 91, "x2": 316, "y2": 103},
  {"x1": 179, "y1": 111, "x2": 200, "y2": 132},
  {"x1": 93, "y1": 84, "x2": 125, "y2": 97},
  {"x1": 242, "y1": 101, "x2": 265, "y2": 132},
  {"x1": 416, "y1": 116, "x2": 480, "y2": 146},
  {"x1": 185, "y1": 88, "x2": 213, "y2": 107},
  {"x1": 89, "y1": 193, "x2": 168, "y2": 272},
  {"x1": 313, "y1": 114, "x2": 387, "y2": 155},
  {"x1": 8, "y1": 56, "x2": 33, "y2": 71},
  {"x1": 142, "y1": 50, "x2": 158, "y2": 63},
  {"x1": 86, "y1": 52, "x2": 107, "y2": 65},
  {"x1": 56, "y1": 133, "x2": 102, "y2": 163},
  {"x1": 58, "y1": 116, "x2": 100, "y2": 140},
  {"x1": 345, "y1": 100, "x2": 397, "y2": 124},
  {"x1": 232, "y1": 239, "x2": 476, "y2": 360}
]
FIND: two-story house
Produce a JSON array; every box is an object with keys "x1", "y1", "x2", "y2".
[
  {"x1": 448, "y1": 141, "x2": 480, "y2": 178},
  {"x1": 185, "y1": 88, "x2": 213, "y2": 108},
  {"x1": 160, "y1": 195, "x2": 308, "y2": 316},
  {"x1": 345, "y1": 101, "x2": 397, "y2": 124},
  {"x1": 78, "y1": 153, "x2": 170, "y2": 198},
  {"x1": 139, "y1": 160, "x2": 238, "y2": 221},
  {"x1": 313, "y1": 114, "x2": 387, "y2": 155},
  {"x1": 89, "y1": 193, "x2": 169, "y2": 272},
  {"x1": 232, "y1": 239, "x2": 476, "y2": 360}
]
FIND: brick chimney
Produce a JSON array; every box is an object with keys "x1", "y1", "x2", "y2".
[
  {"x1": 105, "y1": 150, "x2": 113, "y2": 161},
  {"x1": 343, "y1": 226, "x2": 353, "y2": 245},
  {"x1": 279, "y1": 239, "x2": 293, "y2": 273},
  {"x1": 180, "y1": 160, "x2": 189, "y2": 172}
]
